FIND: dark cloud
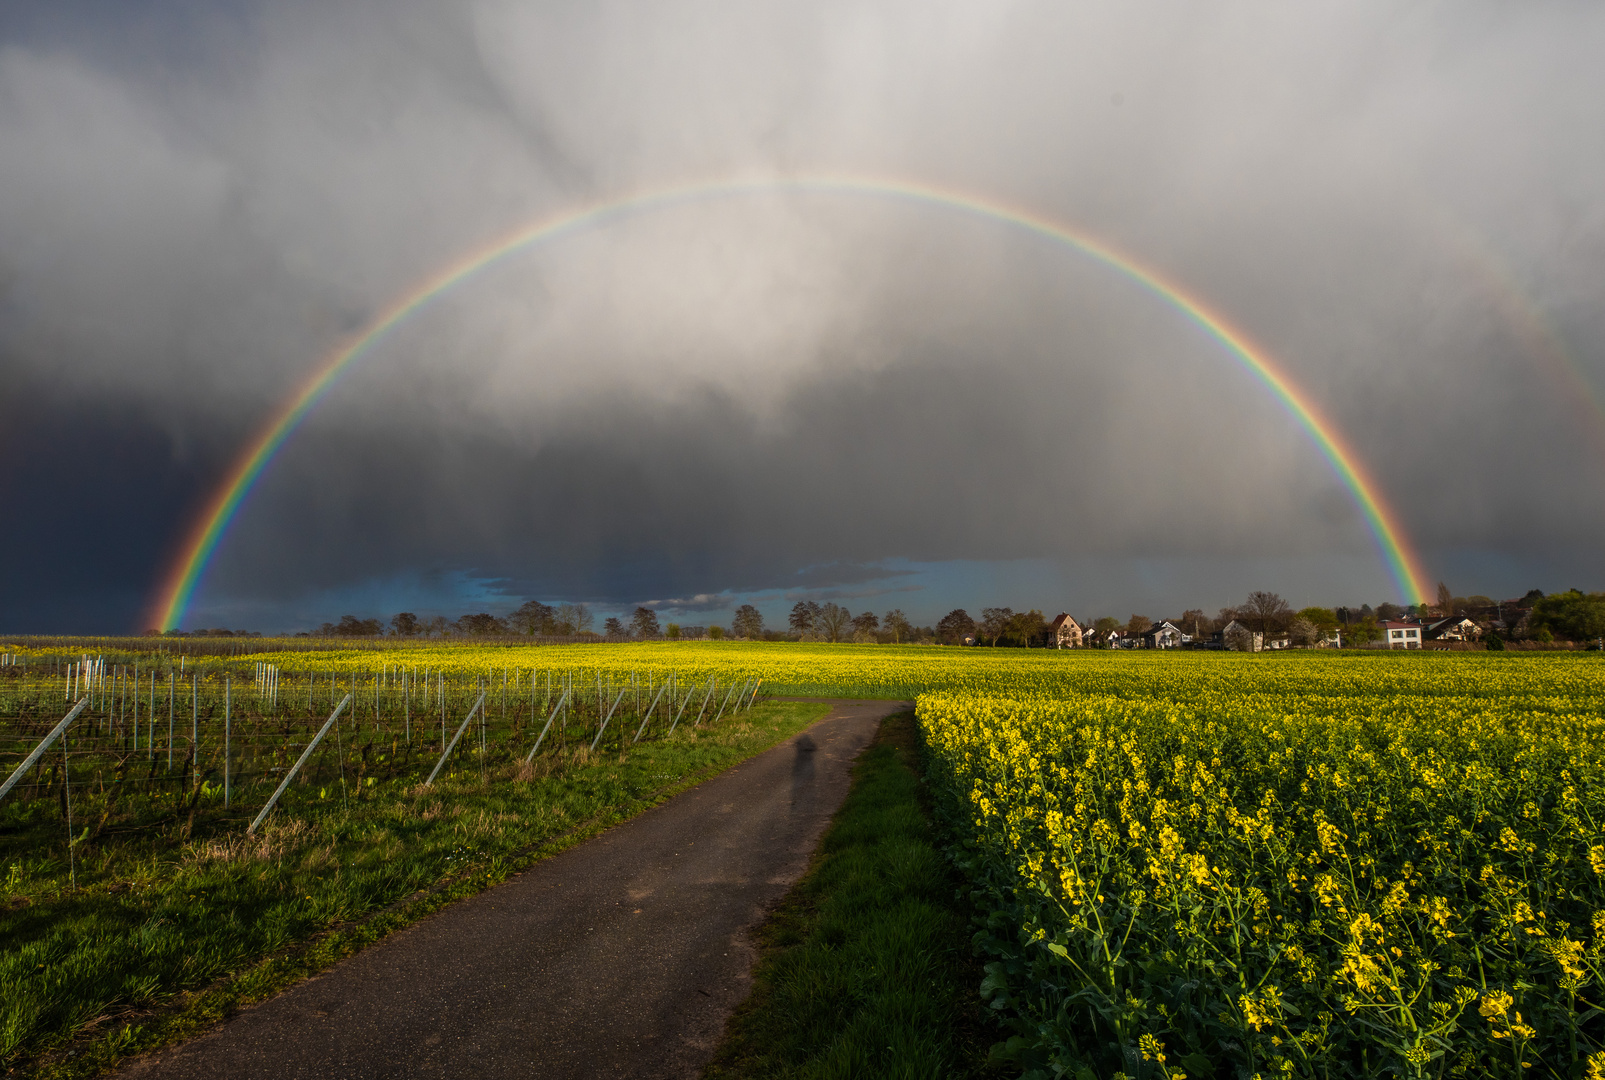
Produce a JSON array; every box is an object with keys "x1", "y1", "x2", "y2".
[{"x1": 2, "y1": 0, "x2": 1602, "y2": 632}]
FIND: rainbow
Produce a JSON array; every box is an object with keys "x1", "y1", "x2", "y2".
[{"x1": 148, "y1": 175, "x2": 1432, "y2": 630}]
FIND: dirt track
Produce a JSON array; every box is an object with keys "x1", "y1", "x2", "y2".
[{"x1": 117, "y1": 699, "x2": 907, "y2": 1080}]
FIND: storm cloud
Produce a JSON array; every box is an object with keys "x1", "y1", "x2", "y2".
[{"x1": 2, "y1": 0, "x2": 1602, "y2": 632}]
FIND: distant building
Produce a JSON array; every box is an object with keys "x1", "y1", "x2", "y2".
[
  {"x1": 1426, "y1": 616, "x2": 1481, "y2": 642},
  {"x1": 1380, "y1": 620, "x2": 1423, "y2": 649},
  {"x1": 1216, "y1": 619, "x2": 1260, "y2": 652},
  {"x1": 1048, "y1": 613, "x2": 1085, "y2": 648},
  {"x1": 1142, "y1": 620, "x2": 1185, "y2": 649}
]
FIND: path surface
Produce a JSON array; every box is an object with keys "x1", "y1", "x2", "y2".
[{"x1": 118, "y1": 699, "x2": 907, "y2": 1080}]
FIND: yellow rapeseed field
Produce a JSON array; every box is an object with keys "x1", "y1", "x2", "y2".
[
  {"x1": 918, "y1": 654, "x2": 1605, "y2": 1078},
  {"x1": 7, "y1": 638, "x2": 1600, "y2": 1075}
]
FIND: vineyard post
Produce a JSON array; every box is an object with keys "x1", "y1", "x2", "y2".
[
  {"x1": 404, "y1": 666, "x2": 411, "y2": 745},
  {"x1": 426, "y1": 691, "x2": 488, "y2": 786},
  {"x1": 248, "y1": 694, "x2": 351, "y2": 834},
  {"x1": 693, "y1": 679, "x2": 717, "y2": 727},
  {"x1": 633, "y1": 682, "x2": 669, "y2": 743},
  {"x1": 224, "y1": 674, "x2": 231, "y2": 808},
  {"x1": 62, "y1": 731, "x2": 75, "y2": 889},
  {"x1": 525, "y1": 688, "x2": 572, "y2": 763},
  {"x1": 0, "y1": 697, "x2": 91, "y2": 803},
  {"x1": 167, "y1": 669, "x2": 175, "y2": 769},
  {"x1": 590, "y1": 688, "x2": 629, "y2": 752},
  {"x1": 710, "y1": 681, "x2": 741, "y2": 726},
  {"x1": 666, "y1": 679, "x2": 697, "y2": 736}
]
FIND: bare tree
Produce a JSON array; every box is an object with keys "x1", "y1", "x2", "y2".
[
  {"x1": 883, "y1": 609, "x2": 912, "y2": 644},
  {"x1": 510, "y1": 600, "x2": 555, "y2": 635},
  {"x1": 1243, "y1": 591, "x2": 1292, "y2": 635},
  {"x1": 456, "y1": 613, "x2": 508, "y2": 636},
  {"x1": 554, "y1": 603, "x2": 594, "y2": 636},
  {"x1": 389, "y1": 612, "x2": 421, "y2": 637},
  {"x1": 337, "y1": 614, "x2": 383, "y2": 637},
  {"x1": 851, "y1": 610, "x2": 880, "y2": 642},
  {"x1": 980, "y1": 607, "x2": 1014, "y2": 645},
  {"x1": 1126, "y1": 614, "x2": 1153, "y2": 636},
  {"x1": 818, "y1": 602, "x2": 851, "y2": 643},
  {"x1": 732, "y1": 604, "x2": 764, "y2": 639},
  {"x1": 1178, "y1": 609, "x2": 1209, "y2": 640},
  {"x1": 603, "y1": 616, "x2": 626, "y2": 639}
]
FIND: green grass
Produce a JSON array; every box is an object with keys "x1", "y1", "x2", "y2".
[
  {"x1": 703, "y1": 711, "x2": 996, "y2": 1080},
  {"x1": 0, "y1": 701, "x2": 829, "y2": 1078}
]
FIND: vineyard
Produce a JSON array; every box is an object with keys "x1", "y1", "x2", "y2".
[
  {"x1": 0, "y1": 640, "x2": 818, "y2": 1070},
  {"x1": 918, "y1": 655, "x2": 1605, "y2": 1078},
  {"x1": 2, "y1": 640, "x2": 1601, "y2": 1077}
]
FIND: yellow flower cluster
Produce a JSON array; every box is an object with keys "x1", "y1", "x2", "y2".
[{"x1": 917, "y1": 654, "x2": 1605, "y2": 1077}]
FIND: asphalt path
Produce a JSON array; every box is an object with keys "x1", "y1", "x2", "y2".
[{"x1": 118, "y1": 699, "x2": 908, "y2": 1080}]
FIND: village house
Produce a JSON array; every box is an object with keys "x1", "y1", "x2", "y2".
[
  {"x1": 1142, "y1": 620, "x2": 1185, "y2": 649},
  {"x1": 1048, "y1": 613, "x2": 1085, "y2": 648},
  {"x1": 1425, "y1": 615, "x2": 1481, "y2": 642},
  {"x1": 1379, "y1": 619, "x2": 1423, "y2": 649},
  {"x1": 1215, "y1": 619, "x2": 1261, "y2": 652}
]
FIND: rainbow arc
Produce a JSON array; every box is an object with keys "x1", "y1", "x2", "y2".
[{"x1": 149, "y1": 175, "x2": 1432, "y2": 630}]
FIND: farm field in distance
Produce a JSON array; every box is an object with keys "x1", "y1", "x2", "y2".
[{"x1": 1, "y1": 640, "x2": 1602, "y2": 1077}]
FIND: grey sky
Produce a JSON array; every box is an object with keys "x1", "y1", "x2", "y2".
[{"x1": 2, "y1": 0, "x2": 1602, "y2": 632}]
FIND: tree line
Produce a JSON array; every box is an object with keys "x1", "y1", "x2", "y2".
[{"x1": 186, "y1": 582, "x2": 1604, "y2": 648}]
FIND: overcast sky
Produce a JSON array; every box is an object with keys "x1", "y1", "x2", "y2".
[{"x1": 3, "y1": 0, "x2": 1603, "y2": 634}]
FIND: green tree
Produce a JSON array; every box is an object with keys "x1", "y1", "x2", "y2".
[
  {"x1": 1007, "y1": 609, "x2": 1049, "y2": 647},
  {"x1": 1348, "y1": 617, "x2": 1380, "y2": 646},
  {"x1": 1532, "y1": 590, "x2": 1605, "y2": 642},
  {"x1": 1298, "y1": 607, "x2": 1339, "y2": 639},
  {"x1": 389, "y1": 612, "x2": 421, "y2": 637},
  {"x1": 936, "y1": 609, "x2": 976, "y2": 644}
]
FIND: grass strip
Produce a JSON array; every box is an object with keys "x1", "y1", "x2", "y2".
[
  {"x1": 5, "y1": 701, "x2": 830, "y2": 1079},
  {"x1": 703, "y1": 711, "x2": 996, "y2": 1080}
]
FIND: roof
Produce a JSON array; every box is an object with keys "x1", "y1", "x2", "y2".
[
  {"x1": 1048, "y1": 613, "x2": 1081, "y2": 631},
  {"x1": 1379, "y1": 620, "x2": 1423, "y2": 630}
]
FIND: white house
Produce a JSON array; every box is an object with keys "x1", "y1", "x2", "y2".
[
  {"x1": 1380, "y1": 620, "x2": 1423, "y2": 649},
  {"x1": 1143, "y1": 620, "x2": 1185, "y2": 649}
]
